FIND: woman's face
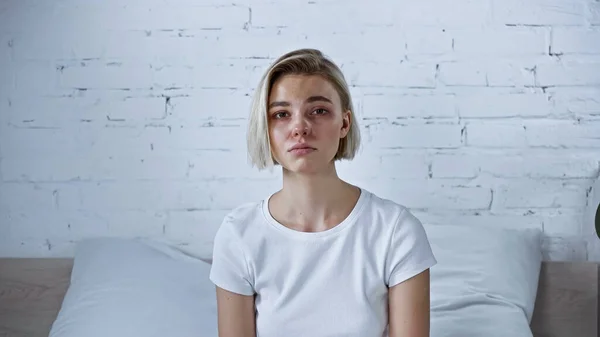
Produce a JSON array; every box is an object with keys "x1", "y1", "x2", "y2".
[{"x1": 267, "y1": 74, "x2": 351, "y2": 174}]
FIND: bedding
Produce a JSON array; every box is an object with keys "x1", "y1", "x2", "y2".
[
  {"x1": 48, "y1": 237, "x2": 218, "y2": 337},
  {"x1": 47, "y1": 224, "x2": 544, "y2": 337},
  {"x1": 425, "y1": 224, "x2": 543, "y2": 337}
]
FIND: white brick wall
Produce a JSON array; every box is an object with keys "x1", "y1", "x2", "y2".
[{"x1": 1, "y1": 0, "x2": 599, "y2": 261}]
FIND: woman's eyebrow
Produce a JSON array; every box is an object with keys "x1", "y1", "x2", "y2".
[
  {"x1": 268, "y1": 96, "x2": 333, "y2": 109},
  {"x1": 305, "y1": 95, "x2": 333, "y2": 104}
]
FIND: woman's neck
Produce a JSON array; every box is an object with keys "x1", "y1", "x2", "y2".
[{"x1": 272, "y1": 165, "x2": 360, "y2": 232}]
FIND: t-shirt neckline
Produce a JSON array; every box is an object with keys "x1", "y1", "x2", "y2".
[{"x1": 261, "y1": 187, "x2": 370, "y2": 239}]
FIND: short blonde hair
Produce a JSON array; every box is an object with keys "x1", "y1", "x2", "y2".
[{"x1": 247, "y1": 48, "x2": 361, "y2": 170}]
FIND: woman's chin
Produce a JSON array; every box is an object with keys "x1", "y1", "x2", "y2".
[{"x1": 281, "y1": 159, "x2": 332, "y2": 175}]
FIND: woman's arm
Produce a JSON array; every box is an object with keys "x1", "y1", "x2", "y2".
[
  {"x1": 388, "y1": 268, "x2": 431, "y2": 337},
  {"x1": 215, "y1": 286, "x2": 256, "y2": 337}
]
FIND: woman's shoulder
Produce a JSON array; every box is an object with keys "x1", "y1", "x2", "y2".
[
  {"x1": 363, "y1": 189, "x2": 411, "y2": 217},
  {"x1": 218, "y1": 199, "x2": 266, "y2": 236},
  {"x1": 361, "y1": 188, "x2": 424, "y2": 231}
]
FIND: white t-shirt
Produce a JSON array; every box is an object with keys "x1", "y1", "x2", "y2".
[{"x1": 209, "y1": 187, "x2": 437, "y2": 337}]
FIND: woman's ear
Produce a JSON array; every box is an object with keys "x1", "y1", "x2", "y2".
[{"x1": 340, "y1": 110, "x2": 352, "y2": 138}]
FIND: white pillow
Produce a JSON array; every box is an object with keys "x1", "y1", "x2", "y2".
[
  {"x1": 49, "y1": 237, "x2": 218, "y2": 337},
  {"x1": 425, "y1": 224, "x2": 543, "y2": 337}
]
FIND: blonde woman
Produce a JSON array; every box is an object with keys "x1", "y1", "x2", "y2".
[{"x1": 209, "y1": 48, "x2": 437, "y2": 337}]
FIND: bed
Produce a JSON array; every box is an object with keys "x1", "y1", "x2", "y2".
[{"x1": 0, "y1": 258, "x2": 598, "y2": 337}]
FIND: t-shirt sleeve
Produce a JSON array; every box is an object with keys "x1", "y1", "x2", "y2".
[
  {"x1": 385, "y1": 209, "x2": 437, "y2": 288},
  {"x1": 209, "y1": 219, "x2": 255, "y2": 296}
]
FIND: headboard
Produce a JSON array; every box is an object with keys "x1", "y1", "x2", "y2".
[
  {"x1": 530, "y1": 261, "x2": 599, "y2": 337},
  {"x1": 0, "y1": 258, "x2": 598, "y2": 337}
]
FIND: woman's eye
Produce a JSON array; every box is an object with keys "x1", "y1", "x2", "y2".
[
  {"x1": 313, "y1": 108, "x2": 328, "y2": 115},
  {"x1": 273, "y1": 112, "x2": 288, "y2": 119}
]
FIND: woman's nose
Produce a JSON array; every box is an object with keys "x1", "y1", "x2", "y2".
[
  {"x1": 291, "y1": 115, "x2": 311, "y2": 136},
  {"x1": 293, "y1": 125, "x2": 309, "y2": 136}
]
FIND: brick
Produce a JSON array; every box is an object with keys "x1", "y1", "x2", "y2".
[
  {"x1": 589, "y1": 2, "x2": 600, "y2": 25},
  {"x1": 77, "y1": 181, "x2": 212, "y2": 211},
  {"x1": 153, "y1": 65, "x2": 196, "y2": 90},
  {"x1": 139, "y1": 35, "x2": 218, "y2": 64},
  {"x1": 304, "y1": 29, "x2": 407, "y2": 63},
  {"x1": 207, "y1": 179, "x2": 280, "y2": 209},
  {"x1": 213, "y1": 30, "x2": 305, "y2": 60},
  {"x1": 405, "y1": 28, "x2": 453, "y2": 54},
  {"x1": 542, "y1": 236, "x2": 588, "y2": 261},
  {"x1": 379, "y1": 154, "x2": 430, "y2": 179},
  {"x1": 415, "y1": 212, "x2": 544, "y2": 230},
  {"x1": 466, "y1": 122, "x2": 526, "y2": 147},
  {"x1": 492, "y1": 0, "x2": 586, "y2": 26},
  {"x1": 1, "y1": 155, "x2": 82, "y2": 182},
  {"x1": 542, "y1": 211, "x2": 584, "y2": 236},
  {"x1": 526, "y1": 120, "x2": 600, "y2": 148},
  {"x1": 0, "y1": 183, "x2": 79, "y2": 211},
  {"x1": 187, "y1": 151, "x2": 279, "y2": 180},
  {"x1": 0, "y1": 2, "x2": 55, "y2": 33},
  {"x1": 167, "y1": 125, "x2": 247, "y2": 151},
  {"x1": 370, "y1": 123, "x2": 462, "y2": 148},
  {"x1": 0, "y1": 239, "x2": 78, "y2": 258},
  {"x1": 152, "y1": 5, "x2": 250, "y2": 30},
  {"x1": 550, "y1": 88, "x2": 600, "y2": 118},
  {"x1": 493, "y1": 181, "x2": 587, "y2": 209},
  {"x1": 59, "y1": 62, "x2": 153, "y2": 90},
  {"x1": 11, "y1": 30, "x2": 213, "y2": 62},
  {"x1": 440, "y1": 153, "x2": 599, "y2": 179},
  {"x1": 0, "y1": 208, "x2": 10, "y2": 241},
  {"x1": 13, "y1": 61, "x2": 61, "y2": 96},
  {"x1": 431, "y1": 154, "x2": 480, "y2": 178},
  {"x1": 11, "y1": 30, "x2": 102, "y2": 61},
  {"x1": 0, "y1": 98, "x2": 7, "y2": 127},
  {"x1": 585, "y1": 184, "x2": 600, "y2": 235},
  {"x1": 336, "y1": 152, "x2": 382, "y2": 180},
  {"x1": 7, "y1": 96, "x2": 166, "y2": 127},
  {"x1": 552, "y1": 28, "x2": 600, "y2": 54},
  {"x1": 439, "y1": 61, "x2": 535, "y2": 87},
  {"x1": 6, "y1": 97, "x2": 81, "y2": 127},
  {"x1": 155, "y1": 59, "x2": 265, "y2": 90},
  {"x1": 362, "y1": 94, "x2": 456, "y2": 118},
  {"x1": 85, "y1": 125, "x2": 171, "y2": 156},
  {"x1": 169, "y1": 90, "x2": 252, "y2": 122},
  {"x1": 105, "y1": 210, "x2": 168, "y2": 237},
  {"x1": 161, "y1": 61, "x2": 263, "y2": 89},
  {"x1": 101, "y1": 210, "x2": 166, "y2": 238},
  {"x1": 536, "y1": 62, "x2": 600, "y2": 86},
  {"x1": 452, "y1": 28, "x2": 547, "y2": 55},
  {"x1": 93, "y1": 96, "x2": 166, "y2": 121},
  {"x1": 164, "y1": 209, "x2": 228, "y2": 248},
  {"x1": 98, "y1": 154, "x2": 191, "y2": 181},
  {"x1": 1, "y1": 127, "x2": 84, "y2": 158},
  {"x1": 7, "y1": 208, "x2": 166, "y2": 241},
  {"x1": 0, "y1": 42, "x2": 11, "y2": 102},
  {"x1": 251, "y1": 3, "x2": 395, "y2": 31},
  {"x1": 9, "y1": 209, "x2": 93, "y2": 241},
  {"x1": 587, "y1": 238, "x2": 600, "y2": 262},
  {"x1": 1, "y1": 124, "x2": 173, "y2": 158},
  {"x1": 458, "y1": 93, "x2": 552, "y2": 118},
  {"x1": 370, "y1": 180, "x2": 492, "y2": 210},
  {"x1": 395, "y1": 0, "x2": 491, "y2": 27},
  {"x1": 1, "y1": 152, "x2": 199, "y2": 182},
  {"x1": 130, "y1": 0, "x2": 250, "y2": 5},
  {"x1": 61, "y1": 4, "x2": 249, "y2": 31},
  {"x1": 487, "y1": 63, "x2": 537, "y2": 87},
  {"x1": 346, "y1": 63, "x2": 436, "y2": 88},
  {"x1": 0, "y1": 33, "x2": 9, "y2": 62}
]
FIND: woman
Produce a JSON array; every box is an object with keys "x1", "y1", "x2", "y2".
[{"x1": 209, "y1": 48, "x2": 437, "y2": 337}]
